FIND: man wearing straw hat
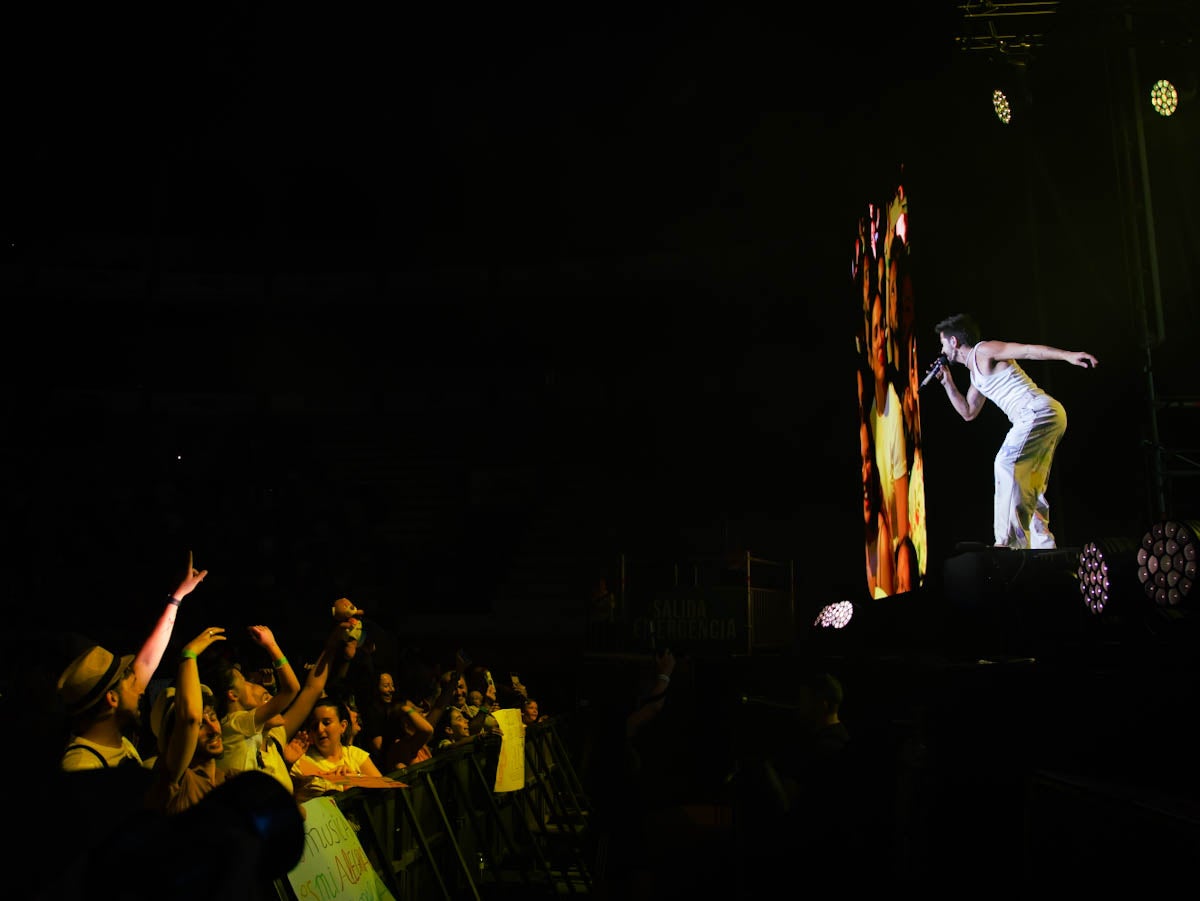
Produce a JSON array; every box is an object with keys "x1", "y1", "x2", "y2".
[{"x1": 57, "y1": 552, "x2": 209, "y2": 771}]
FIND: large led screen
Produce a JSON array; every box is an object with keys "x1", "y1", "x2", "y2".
[{"x1": 852, "y1": 180, "x2": 927, "y2": 598}]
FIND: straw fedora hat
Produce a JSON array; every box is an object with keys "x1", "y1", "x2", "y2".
[{"x1": 57, "y1": 646, "x2": 135, "y2": 716}]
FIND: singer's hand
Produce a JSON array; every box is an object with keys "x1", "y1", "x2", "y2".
[{"x1": 919, "y1": 354, "x2": 949, "y2": 390}]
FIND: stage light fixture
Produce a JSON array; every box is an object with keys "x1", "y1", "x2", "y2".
[
  {"x1": 992, "y1": 88, "x2": 1013, "y2": 124},
  {"x1": 1150, "y1": 79, "x2": 1179, "y2": 117},
  {"x1": 1137, "y1": 519, "x2": 1200, "y2": 610},
  {"x1": 1077, "y1": 538, "x2": 1139, "y2": 615},
  {"x1": 1078, "y1": 541, "x2": 1113, "y2": 614},
  {"x1": 813, "y1": 601, "x2": 854, "y2": 629}
]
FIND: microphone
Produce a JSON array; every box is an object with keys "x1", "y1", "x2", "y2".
[{"x1": 920, "y1": 353, "x2": 949, "y2": 390}]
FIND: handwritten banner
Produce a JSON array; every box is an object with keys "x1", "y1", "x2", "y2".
[{"x1": 287, "y1": 796, "x2": 395, "y2": 901}]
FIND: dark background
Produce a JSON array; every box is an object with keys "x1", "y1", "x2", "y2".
[{"x1": 3, "y1": 2, "x2": 1198, "y2": 646}]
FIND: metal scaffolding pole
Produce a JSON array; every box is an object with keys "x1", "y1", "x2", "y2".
[{"x1": 1123, "y1": 13, "x2": 1169, "y2": 520}]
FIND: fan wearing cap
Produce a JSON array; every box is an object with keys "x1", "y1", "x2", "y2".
[
  {"x1": 144, "y1": 626, "x2": 239, "y2": 815},
  {"x1": 57, "y1": 552, "x2": 209, "y2": 771}
]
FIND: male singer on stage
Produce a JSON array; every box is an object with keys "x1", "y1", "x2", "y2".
[{"x1": 930, "y1": 313, "x2": 1098, "y2": 550}]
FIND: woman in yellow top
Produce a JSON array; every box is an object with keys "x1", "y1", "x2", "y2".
[{"x1": 289, "y1": 697, "x2": 382, "y2": 802}]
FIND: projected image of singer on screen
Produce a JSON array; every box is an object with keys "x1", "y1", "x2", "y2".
[{"x1": 852, "y1": 183, "x2": 925, "y2": 597}]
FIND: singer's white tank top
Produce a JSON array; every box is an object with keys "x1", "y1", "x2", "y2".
[{"x1": 968, "y1": 345, "x2": 1049, "y2": 422}]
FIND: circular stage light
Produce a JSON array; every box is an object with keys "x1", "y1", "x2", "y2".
[
  {"x1": 1150, "y1": 79, "x2": 1179, "y2": 117},
  {"x1": 1078, "y1": 541, "x2": 1113, "y2": 614},
  {"x1": 1077, "y1": 538, "x2": 1140, "y2": 616},
  {"x1": 813, "y1": 601, "x2": 854, "y2": 629},
  {"x1": 992, "y1": 89, "x2": 1013, "y2": 124},
  {"x1": 1137, "y1": 519, "x2": 1199, "y2": 609}
]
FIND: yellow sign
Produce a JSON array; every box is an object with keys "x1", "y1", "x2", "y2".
[{"x1": 492, "y1": 708, "x2": 526, "y2": 793}]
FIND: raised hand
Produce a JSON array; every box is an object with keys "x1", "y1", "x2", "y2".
[
  {"x1": 172, "y1": 550, "x2": 208, "y2": 601},
  {"x1": 183, "y1": 627, "x2": 227, "y2": 659},
  {"x1": 318, "y1": 620, "x2": 354, "y2": 658},
  {"x1": 247, "y1": 625, "x2": 278, "y2": 649},
  {"x1": 436, "y1": 671, "x2": 459, "y2": 703},
  {"x1": 283, "y1": 731, "x2": 311, "y2": 766},
  {"x1": 655, "y1": 647, "x2": 676, "y2": 678}
]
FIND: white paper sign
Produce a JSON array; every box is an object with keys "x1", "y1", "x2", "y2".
[{"x1": 287, "y1": 796, "x2": 396, "y2": 901}]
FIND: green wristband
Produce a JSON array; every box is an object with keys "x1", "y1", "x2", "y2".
[
  {"x1": 181, "y1": 649, "x2": 198, "y2": 661},
  {"x1": 273, "y1": 656, "x2": 289, "y2": 669}
]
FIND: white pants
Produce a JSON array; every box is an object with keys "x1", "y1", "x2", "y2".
[{"x1": 993, "y1": 398, "x2": 1067, "y2": 549}]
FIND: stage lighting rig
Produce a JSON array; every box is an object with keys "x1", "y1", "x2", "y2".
[
  {"x1": 1137, "y1": 519, "x2": 1200, "y2": 611},
  {"x1": 813, "y1": 601, "x2": 855, "y2": 630},
  {"x1": 1077, "y1": 538, "x2": 1139, "y2": 616},
  {"x1": 1150, "y1": 78, "x2": 1179, "y2": 117},
  {"x1": 956, "y1": 2, "x2": 1057, "y2": 124}
]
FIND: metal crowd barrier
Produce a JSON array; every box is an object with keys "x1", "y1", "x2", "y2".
[{"x1": 270, "y1": 716, "x2": 595, "y2": 900}]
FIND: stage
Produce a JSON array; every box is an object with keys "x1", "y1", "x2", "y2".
[{"x1": 566, "y1": 543, "x2": 1200, "y2": 889}]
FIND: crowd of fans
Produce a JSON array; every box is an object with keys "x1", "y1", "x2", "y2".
[
  {"x1": 17, "y1": 550, "x2": 566, "y2": 899},
  {"x1": 16, "y1": 548, "x2": 871, "y2": 899}
]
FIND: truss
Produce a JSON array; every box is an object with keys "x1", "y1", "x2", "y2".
[{"x1": 955, "y1": 1, "x2": 1060, "y2": 68}]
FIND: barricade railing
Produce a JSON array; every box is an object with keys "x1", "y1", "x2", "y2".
[{"x1": 270, "y1": 716, "x2": 594, "y2": 900}]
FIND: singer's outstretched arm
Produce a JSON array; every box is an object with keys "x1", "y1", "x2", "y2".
[
  {"x1": 934, "y1": 338, "x2": 1098, "y2": 422},
  {"x1": 973, "y1": 340, "x2": 1098, "y2": 374}
]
